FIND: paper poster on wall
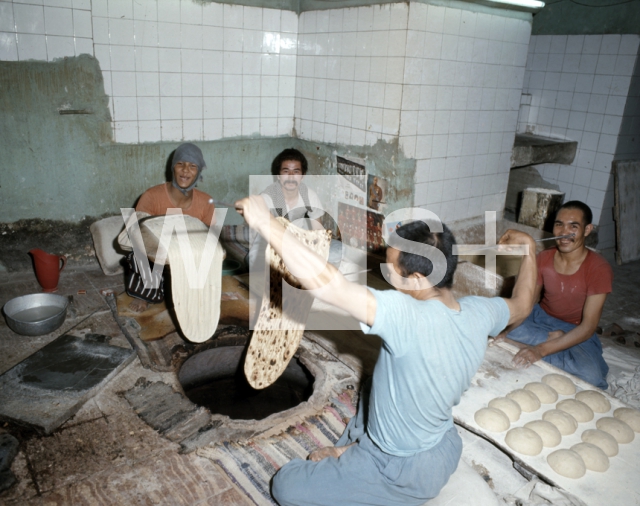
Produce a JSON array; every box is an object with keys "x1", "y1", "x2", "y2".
[
  {"x1": 335, "y1": 203, "x2": 387, "y2": 255},
  {"x1": 384, "y1": 220, "x2": 403, "y2": 239},
  {"x1": 367, "y1": 175, "x2": 388, "y2": 212},
  {"x1": 336, "y1": 156, "x2": 366, "y2": 192},
  {"x1": 367, "y1": 210, "x2": 386, "y2": 255},
  {"x1": 337, "y1": 202, "x2": 367, "y2": 250}
]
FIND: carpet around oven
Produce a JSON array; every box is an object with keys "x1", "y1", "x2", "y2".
[{"x1": 197, "y1": 390, "x2": 357, "y2": 506}]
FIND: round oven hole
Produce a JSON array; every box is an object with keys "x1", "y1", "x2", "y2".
[{"x1": 178, "y1": 345, "x2": 314, "y2": 421}]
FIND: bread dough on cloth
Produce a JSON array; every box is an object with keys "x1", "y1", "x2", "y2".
[
  {"x1": 505, "y1": 427, "x2": 543, "y2": 456},
  {"x1": 507, "y1": 389, "x2": 541, "y2": 412},
  {"x1": 581, "y1": 429, "x2": 619, "y2": 456},
  {"x1": 556, "y1": 399, "x2": 594, "y2": 423},
  {"x1": 542, "y1": 409, "x2": 578, "y2": 435},
  {"x1": 126, "y1": 214, "x2": 224, "y2": 343},
  {"x1": 596, "y1": 417, "x2": 635, "y2": 443},
  {"x1": 488, "y1": 397, "x2": 521, "y2": 422},
  {"x1": 547, "y1": 449, "x2": 586, "y2": 479},
  {"x1": 474, "y1": 407, "x2": 510, "y2": 432},
  {"x1": 613, "y1": 407, "x2": 640, "y2": 432},
  {"x1": 245, "y1": 218, "x2": 331, "y2": 389},
  {"x1": 525, "y1": 420, "x2": 562, "y2": 447},
  {"x1": 525, "y1": 382, "x2": 558, "y2": 404},
  {"x1": 570, "y1": 442, "x2": 609, "y2": 472},
  {"x1": 575, "y1": 390, "x2": 611, "y2": 413},
  {"x1": 542, "y1": 373, "x2": 576, "y2": 395}
]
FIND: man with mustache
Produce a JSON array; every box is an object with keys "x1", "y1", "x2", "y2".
[
  {"x1": 261, "y1": 148, "x2": 323, "y2": 223},
  {"x1": 498, "y1": 201, "x2": 612, "y2": 388},
  {"x1": 246, "y1": 149, "x2": 324, "y2": 270}
]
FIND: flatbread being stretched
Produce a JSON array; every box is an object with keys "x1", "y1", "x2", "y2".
[
  {"x1": 122, "y1": 213, "x2": 224, "y2": 343},
  {"x1": 245, "y1": 218, "x2": 331, "y2": 389}
]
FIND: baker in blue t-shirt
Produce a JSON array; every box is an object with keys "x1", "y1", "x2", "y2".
[{"x1": 235, "y1": 195, "x2": 538, "y2": 506}]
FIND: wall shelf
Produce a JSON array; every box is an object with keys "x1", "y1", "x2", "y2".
[{"x1": 511, "y1": 134, "x2": 578, "y2": 169}]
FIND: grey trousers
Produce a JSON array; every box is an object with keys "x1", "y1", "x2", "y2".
[{"x1": 271, "y1": 380, "x2": 462, "y2": 506}]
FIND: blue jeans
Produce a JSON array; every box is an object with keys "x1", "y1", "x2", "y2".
[
  {"x1": 508, "y1": 304, "x2": 609, "y2": 389},
  {"x1": 271, "y1": 379, "x2": 462, "y2": 506}
]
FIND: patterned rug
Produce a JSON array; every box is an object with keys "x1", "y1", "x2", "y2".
[{"x1": 197, "y1": 390, "x2": 357, "y2": 506}]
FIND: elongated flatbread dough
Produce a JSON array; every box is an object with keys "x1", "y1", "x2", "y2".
[
  {"x1": 245, "y1": 218, "x2": 331, "y2": 389},
  {"x1": 126, "y1": 214, "x2": 224, "y2": 343}
]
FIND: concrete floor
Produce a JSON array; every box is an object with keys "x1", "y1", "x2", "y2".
[
  {"x1": 0, "y1": 267, "x2": 256, "y2": 505},
  {"x1": 1, "y1": 255, "x2": 639, "y2": 505}
]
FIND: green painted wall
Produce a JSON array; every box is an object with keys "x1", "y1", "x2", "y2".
[
  {"x1": 533, "y1": 0, "x2": 640, "y2": 35},
  {"x1": 298, "y1": 138, "x2": 416, "y2": 214},
  {"x1": 0, "y1": 56, "x2": 297, "y2": 226},
  {"x1": 0, "y1": 55, "x2": 416, "y2": 226}
]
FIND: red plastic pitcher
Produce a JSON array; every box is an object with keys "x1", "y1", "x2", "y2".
[{"x1": 29, "y1": 249, "x2": 67, "y2": 292}]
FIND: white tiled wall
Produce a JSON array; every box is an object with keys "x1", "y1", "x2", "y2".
[
  {"x1": 94, "y1": 1, "x2": 298, "y2": 143},
  {"x1": 295, "y1": 3, "x2": 531, "y2": 223},
  {"x1": 615, "y1": 50, "x2": 640, "y2": 160},
  {"x1": 522, "y1": 34, "x2": 640, "y2": 249},
  {"x1": 0, "y1": 0, "x2": 93, "y2": 62},
  {"x1": 0, "y1": 0, "x2": 297, "y2": 144},
  {"x1": 295, "y1": 4, "x2": 408, "y2": 146},
  {"x1": 402, "y1": 3, "x2": 531, "y2": 222}
]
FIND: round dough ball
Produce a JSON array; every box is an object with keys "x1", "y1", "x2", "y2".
[
  {"x1": 596, "y1": 417, "x2": 635, "y2": 443},
  {"x1": 489, "y1": 397, "x2": 521, "y2": 422},
  {"x1": 543, "y1": 409, "x2": 578, "y2": 435},
  {"x1": 613, "y1": 407, "x2": 640, "y2": 432},
  {"x1": 575, "y1": 390, "x2": 611, "y2": 413},
  {"x1": 474, "y1": 407, "x2": 510, "y2": 432},
  {"x1": 581, "y1": 429, "x2": 619, "y2": 457},
  {"x1": 542, "y1": 373, "x2": 576, "y2": 395},
  {"x1": 507, "y1": 389, "x2": 541, "y2": 412},
  {"x1": 571, "y1": 442, "x2": 609, "y2": 472},
  {"x1": 505, "y1": 427, "x2": 543, "y2": 456},
  {"x1": 524, "y1": 382, "x2": 558, "y2": 404},
  {"x1": 557, "y1": 399, "x2": 594, "y2": 423},
  {"x1": 525, "y1": 420, "x2": 562, "y2": 447},
  {"x1": 547, "y1": 449, "x2": 586, "y2": 479}
]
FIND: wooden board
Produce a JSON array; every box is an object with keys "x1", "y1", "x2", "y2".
[
  {"x1": 219, "y1": 275, "x2": 250, "y2": 326},
  {"x1": 116, "y1": 292, "x2": 176, "y2": 342},
  {"x1": 453, "y1": 342, "x2": 640, "y2": 506},
  {"x1": 614, "y1": 159, "x2": 640, "y2": 265}
]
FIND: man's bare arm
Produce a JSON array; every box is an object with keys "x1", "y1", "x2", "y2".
[
  {"x1": 499, "y1": 230, "x2": 538, "y2": 328},
  {"x1": 235, "y1": 195, "x2": 377, "y2": 326},
  {"x1": 494, "y1": 284, "x2": 542, "y2": 343}
]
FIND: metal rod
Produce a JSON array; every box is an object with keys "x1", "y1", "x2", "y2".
[
  {"x1": 343, "y1": 268, "x2": 372, "y2": 278},
  {"x1": 535, "y1": 233, "x2": 575, "y2": 242},
  {"x1": 456, "y1": 233, "x2": 577, "y2": 255},
  {"x1": 208, "y1": 199, "x2": 238, "y2": 208}
]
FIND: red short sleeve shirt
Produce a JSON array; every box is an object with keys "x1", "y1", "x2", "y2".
[{"x1": 537, "y1": 248, "x2": 613, "y2": 326}]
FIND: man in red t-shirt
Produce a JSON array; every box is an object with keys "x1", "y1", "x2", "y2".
[{"x1": 498, "y1": 201, "x2": 612, "y2": 389}]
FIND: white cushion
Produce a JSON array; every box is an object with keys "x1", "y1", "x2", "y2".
[{"x1": 90, "y1": 215, "x2": 126, "y2": 276}]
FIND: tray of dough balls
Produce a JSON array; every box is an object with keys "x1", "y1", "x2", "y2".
[{"x1": 452, "y1": 342, "x2": 640, "y2": 506}]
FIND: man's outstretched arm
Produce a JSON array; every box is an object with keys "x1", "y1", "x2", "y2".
[
  {"x1": 499, "y1": 230, "x2": 538, "y2": 328},
  {"x1": 235, "y1": 195, "x2": 377, "y2": 327}
]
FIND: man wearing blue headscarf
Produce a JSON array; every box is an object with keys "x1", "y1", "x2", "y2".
[{"x1": 126, "y1": 143, "x2": 216, "y2": 312}]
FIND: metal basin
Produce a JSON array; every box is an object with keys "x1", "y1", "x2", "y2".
[{"x1": 3, "y1": 293, "x2": 69, "y2": 336}]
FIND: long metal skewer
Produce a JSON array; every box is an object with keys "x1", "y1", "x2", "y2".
[
  {"x1": 535, "y1": 233, "x2": 575, "y2": 242},
  {"x1": 455, "y1": 233, "x2": 576, "y2": 254}
]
